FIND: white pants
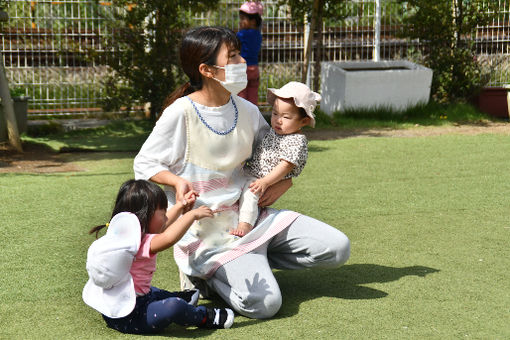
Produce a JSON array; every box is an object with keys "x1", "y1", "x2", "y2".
[{"x1": 207, "y1": 215, "x2": 350, "y2": 318}]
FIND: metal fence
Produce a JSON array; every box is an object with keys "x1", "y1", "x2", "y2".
[{"x1": 1, "y1": 0, "x2": 509, "y2": 118}]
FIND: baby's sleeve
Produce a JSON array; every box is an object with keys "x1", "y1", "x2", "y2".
[{"x1": 279, "y1": 134, "x2": 308, "y2": 176}]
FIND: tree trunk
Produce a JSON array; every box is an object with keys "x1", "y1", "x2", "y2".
[
  {"x1": 313, "y1": 0, "x2": 324, "y2": 92},
  {"x1": 302, "y1": 0, "x2": 321, "y2": 83},
  {"x1": 0, "y1": 53, "x2": 23, "y2": 152}
]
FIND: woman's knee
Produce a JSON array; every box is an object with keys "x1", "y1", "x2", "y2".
[
  {"x1": 296, "y1": 215, "x2": 351, "y2": 266},
  {"x1": 233, "y1": 289, "x2": 282, "y2": 319},
  {"x1": 330, "y1": 231, "x2": 350, "y2": 266}
]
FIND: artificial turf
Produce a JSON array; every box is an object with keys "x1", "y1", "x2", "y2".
[{"x1": 1, "y1": 129, "x2": 509, "y2": 339}]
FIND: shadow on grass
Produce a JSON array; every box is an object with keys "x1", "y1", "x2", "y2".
[{"x1": 274, "y1": 263, "x2": 439, "y2": 318}]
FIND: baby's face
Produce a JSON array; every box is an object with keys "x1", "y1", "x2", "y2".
[{"x1": 271, "y1": 98, "x2": 309, "y2": 135}]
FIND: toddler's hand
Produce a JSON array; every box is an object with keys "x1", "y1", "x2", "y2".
[
  {"x1": 249, "y1": 178, "x2": 268, "y2": 195},
  {"x1": 175, "y1": 179, "x2": 198, "y2": 213},
  {"x1": 183, "y1": 190, "x2": 198, "y2": 206},
  {"x1": 192, "y1": 205, "x2": 214, "y2": 220}
]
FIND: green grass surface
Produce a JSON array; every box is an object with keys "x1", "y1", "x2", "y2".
[
  {"x1": 23, "y1": 120, "x2": 153, "y2": 152},
  {"x1": 1, "y1": 122, "x2": 509, "y2": 339},
  {"x1": 314, "y1": 102, "x2": 495, "y2": 130}
]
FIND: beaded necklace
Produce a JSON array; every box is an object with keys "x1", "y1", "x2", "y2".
[{"x1": 186, "y1": 96, "x2": 238, "y2": 136}]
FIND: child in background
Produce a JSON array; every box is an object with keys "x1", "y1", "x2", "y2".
[
  {"x1": 230, "y1": 82, "x2": 322, "y2": 237},
  {"x1": 237, "y1": 1, "x2": 263, "y2": 105},
  {"x1": 82, "y1": 179, "x2": 234, "y2": 334}
]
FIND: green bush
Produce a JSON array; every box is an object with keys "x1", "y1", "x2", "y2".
[
  {"x1": 401, "y1": 0, "x2": 498, "y2": 103},
  {"x1": 91, "y1": 1, "x2": 219, "y2": 119}
]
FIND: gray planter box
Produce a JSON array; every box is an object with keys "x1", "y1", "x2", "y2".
[
  {"x1": 320, "y1": 61, "x2": 433, "y2": 115},
  {"x1": 0, "y1": 96, "x2": 29, "y2": 141}
]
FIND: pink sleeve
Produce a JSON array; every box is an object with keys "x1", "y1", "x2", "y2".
[{"x1": 137, "y1": 234, "x2": 157, "y2": 259}]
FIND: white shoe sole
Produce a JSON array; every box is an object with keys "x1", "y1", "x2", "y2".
[{"x1": 224, "y1": 308, "x2": 234, "y2": 329}]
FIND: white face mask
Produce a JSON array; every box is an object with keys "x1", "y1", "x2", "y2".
[{"x1": 213, "y1": 63, "x2": 248, "y2": 95}]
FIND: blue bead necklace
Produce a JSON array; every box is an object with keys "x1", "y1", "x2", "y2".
[{"x1": 186, "y1": 96, "x2": 238, "y2": 136}]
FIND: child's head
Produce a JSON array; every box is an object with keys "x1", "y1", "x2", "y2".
[
  {"x1": 111, "y1": 179, "x2": 168, "y2": 234},
  {"x1": 267, "y1": 82, "x2": 322, "y2": 135},
  {"x1": 239, "y1": 2, "x2": 263, "y2": 29}
]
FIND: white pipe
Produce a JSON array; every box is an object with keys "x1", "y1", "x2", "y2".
[{"x1": 374, "y1": 0, "x2": 381, "y2": 61}]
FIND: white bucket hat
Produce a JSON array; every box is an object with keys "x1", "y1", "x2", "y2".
[
  {"x1": 267, "y1": 81, "x2": 322, "y2": 128},
  {"x1": 82, "y1": 212, "x2": 141, "y2": 318}
]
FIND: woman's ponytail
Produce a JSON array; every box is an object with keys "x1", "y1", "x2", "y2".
[{"x1": 159, "y1": 82, "x2": 196, "y2": 118}]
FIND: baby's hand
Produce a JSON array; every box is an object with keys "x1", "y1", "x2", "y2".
[
  {"x1": 249, "y1": 178, "x2": 268, "y2": 195},
  {"x1": 191, "y1": 205, "x2": 214, "y2": 220}
]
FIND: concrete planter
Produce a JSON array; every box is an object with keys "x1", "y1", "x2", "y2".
[
  {"x1": 0, "y1": 96, "x2": 29, "y2": 141},
  {"x1": 320, "y1": 61, "x2": 433, "y2": 115}
]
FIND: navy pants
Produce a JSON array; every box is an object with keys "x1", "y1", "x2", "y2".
[{"x1": 103, "y1": 286, "x2": 207, "y2": 334}]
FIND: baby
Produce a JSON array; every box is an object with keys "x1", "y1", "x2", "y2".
[{"x1": 231, "y1": 81, "x2": 321, "y2": 236}]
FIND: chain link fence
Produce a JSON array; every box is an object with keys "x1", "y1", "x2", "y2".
[{"x1": 1, "y1": 0, "x2": 509, "y2": 118}]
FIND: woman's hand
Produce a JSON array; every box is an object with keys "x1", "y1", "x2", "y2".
[
  {"x1": 175, "y1": 178, "x2": 198, "y2": 213},
  {"x1": 258, "y1": 178, "x2": 293, "y2": 207},
  {"x1": 150, "y1": 171, "x2": 198, "y2": 213}
]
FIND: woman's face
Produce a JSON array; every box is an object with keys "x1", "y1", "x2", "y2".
[{"x1": 211, "y1": 43, "x2": 245, "y2": 82}]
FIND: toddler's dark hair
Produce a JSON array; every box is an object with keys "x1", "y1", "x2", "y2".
[
  {"x1": 89, "y1": 179, "x2": 168, "y2": 238},
  {"x1": 240, "y1": 10, "x2": 262, "y2": 28}
]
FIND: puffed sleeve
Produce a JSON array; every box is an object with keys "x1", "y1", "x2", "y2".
[
  {"x1": 134, "y1": 98, "x2": 188, "y2": 180},
  {"x1": 279, "y1": 134, "x2": 308, "y2": 177}
]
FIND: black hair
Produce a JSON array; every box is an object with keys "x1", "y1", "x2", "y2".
[
  {"x1": 162, "y1": 26, "x2": 241, "y2": 110},
  {"x1": 297, "y1": 107, "x2": 308, "y2": 119},
  {"x1": 89, "y1": 179, "x2": 168, "y2": 238},
  {"x1": 277, "y1": 97, "x2": 309, "y2": 120},
  {"x1": 240, "y1": 10, "x2": 262, "y2": 28}
]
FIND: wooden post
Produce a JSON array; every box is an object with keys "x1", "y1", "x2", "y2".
[
  {"x1": 0, "y1": 51, "x2": 23, "y2": 152},
  {"x1": 0, "y1": 10, "x2": 22, "y2": 152},
  {"x1": 302, "y1": 0, "x2": 320, "y2": 84},
  {"x1": 312, "y1": 0, "x2": 324, "y2": 92}
]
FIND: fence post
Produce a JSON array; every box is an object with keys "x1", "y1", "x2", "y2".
[{"x1": 374, "y1": 0, "x2": 381, "y2": 62}]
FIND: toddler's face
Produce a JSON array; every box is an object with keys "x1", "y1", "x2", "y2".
[
  {"x1": 271, "y1": 98, "x2": 310, "y2": 135},
  {"x1": 148, "y1": 208, "x2": 168, "y2": 234},
  {"x1": 239, "y1": 13, "x2": 256, "y2": 30}
]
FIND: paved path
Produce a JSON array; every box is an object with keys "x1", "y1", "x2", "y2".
[{"x1": 28, "y1": 118, "x2": 111, "y2": 131}]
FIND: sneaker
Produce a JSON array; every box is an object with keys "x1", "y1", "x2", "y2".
[
  {"x1": 202, "y1": 308, "x2": 234, "y2": 329},
  {"x1": 174, "y1": 289, "x2": 200, "y2": 306}
]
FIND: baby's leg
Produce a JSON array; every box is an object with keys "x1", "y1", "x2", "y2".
[
  {"x1": 230, "y1": 221, "x2": 254, "y2": 236},
  {"x1": 236, "y1": 177, "x2": 259, "y2": 237}
]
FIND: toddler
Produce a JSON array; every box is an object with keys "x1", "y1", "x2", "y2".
[
  {"x1": 83, "y1": 179, "x2": 234, "y2": 334},
  {"x1": 231, "y1": 81, "x2": 321, "y2": 236},
  {"x1": 237, "y1": 1, "x2": 263, "y2": 105}
]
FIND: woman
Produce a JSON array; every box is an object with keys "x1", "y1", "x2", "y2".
[{"x1": 134, "y1": 26, "x2": 350, "y2": 319}]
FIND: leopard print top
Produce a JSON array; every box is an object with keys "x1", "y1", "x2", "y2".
[{"x1": 245, "y1": 129, "x2": 308, "y2": 179}]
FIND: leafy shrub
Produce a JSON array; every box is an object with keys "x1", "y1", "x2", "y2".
[{"x1": 401, "y1": 0, "x2": 498, "y2": 103}]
